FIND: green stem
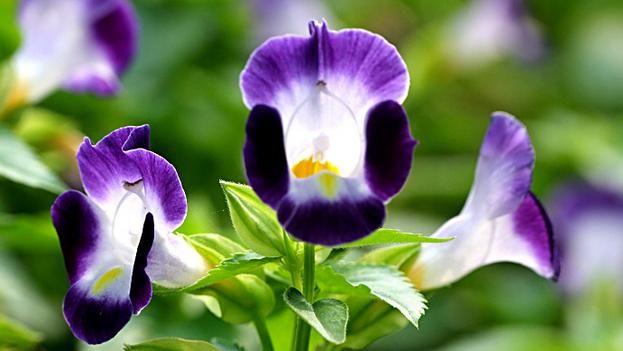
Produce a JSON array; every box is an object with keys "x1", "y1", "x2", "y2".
[
  {"x1": 293, "y1": 243, "x2": 316, "y2": 351},
  {"x1": 253, "y1": 318, "x2": 274, "y2": 351}
]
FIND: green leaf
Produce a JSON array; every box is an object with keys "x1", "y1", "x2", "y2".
[
  {"x1": 187, "y1": 233, "x2": 247, "y2": 264},
  {"x1": 193, "y1": 274, "x2": 276, "y2": 324},
  {"x1": 319, "y1": 263, "x2": 426, "y2": 327},
  {"x1": 0, "y1": 128, "x2": 66, "y2": 193},
  {"x1": 220, "y1": 181, "x2": 286, "y2": 257},
  {"x1": 154, "y1": 252, "x2": 279, "y2": 294},
  {"x1": 0, "y1": 314, "x2": 42, "y2": 349},
  {"x1": 124, "y1": 337, "x2": 219, "y2": 351},
  {"x1": 358, "y1": 243, "x2": 420, "y2": 268},
  {"x1": 333, "y1": 228, "x2": 451, "y2": 248},
  {"x1": 283, "y1": 287, "x2": 348, "y2": 344}
]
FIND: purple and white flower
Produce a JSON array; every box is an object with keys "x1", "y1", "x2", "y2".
[
  {"x1": 51, "y1": 126, "x2": 206, "y2": 344},
  {"x1": 408, "y1": 113, "x2": 559, "y2": 290},
  {"x1": 448, "y1": 0, "x2": 543, "y2": 67},
  {"x1": 11, "y1": 0, "x2": 138, "y2": 103},
  {"x1": 550, "y1": 182, "x2": 623, "y2": 296},
  {"x1": 240, "y1": 20, "x2": 416, "y2": 245}
]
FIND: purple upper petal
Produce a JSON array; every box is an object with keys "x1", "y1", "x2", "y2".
[
  {"x1": 77, "y1": 125, "x2": 148, "y2": 208},
  {"x1": 243, "y1": 105, "x2": 290, "y2": 208},
  {"x1": 125, "y1": 149, "x2": 187, "y2": 232},
  {"x1": 364, "y1": 100, "x2": 417, "y2": 202},
  {"x1": 240, "y1": 20, "x2": 409, "y2": 113},
  {"x1": 463, "y1": 112, "x2": 534, "y2": 218}
]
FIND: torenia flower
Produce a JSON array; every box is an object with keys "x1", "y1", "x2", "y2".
[
  {"x1": 240, "y1": 21, "x2": 416, "y2": 245},
  {"x1": 408, "y1": 113, "x2": 559, "y2": 290},
  {"x1": 448, "y1": 0, "x2": 543, "y2": 67},
  {"x1": 51, "y1": 126, "x2": 206, "y2": 344},
  {"x1": 551, "y1": 182, "x2": 623, "y2": 296},
  {"x1": 8, "y1": 0, "x2": 137, "y2": 106}
]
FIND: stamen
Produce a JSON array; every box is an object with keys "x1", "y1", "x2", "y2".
[
  {"x1": 291, "y1": 156, "x2": 340, "y2": 178},
  {"x1": 111, "y1": 179, "x2": 147, "y2": 242}
]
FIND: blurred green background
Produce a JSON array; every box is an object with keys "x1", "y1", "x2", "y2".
[{"x1": 1, "y1": 0, "x2": 623, "y2": 350}]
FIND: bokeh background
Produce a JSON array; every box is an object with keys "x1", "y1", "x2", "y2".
[{"x1": 1, "y1": 0, "x2": 623, "y2": 350}]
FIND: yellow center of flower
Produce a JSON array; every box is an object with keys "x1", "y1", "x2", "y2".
[
  {"x1": 91, "y1": 267, "x2": 124, "y2": 295},
  {"x1": 291, "y1": 156, "x2": 340, "y2": 178}
]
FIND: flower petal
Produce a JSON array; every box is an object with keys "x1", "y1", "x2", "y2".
[
  {"x1": 550, "y1": 182, "x2": 623, "y2": 295},
  {"x1": 277, "y1": 175, "x2": 385, "y2": 245},
  {"x1": 146, "y1": 232, "x2": 208, "y2": 288},
  {"x1": 410, "y1": 192, "x2": 558, "y2": 290},
  {"x1": 463, "y1": 112, "x2": 534, "y2": 219},
  {"x1": 364, "y1": 100, "x2": 417, "y2": 202},
  {"x1": 240, "y1": 20, "x2": 409, "y2": 118},
  {"x1": 52, "y1": 190, "x2": 103, "y2": 284},
  {"x1": 14, "y1": 0, "x2": 138, "y2": 100},
  {"x1": 130, "y1": 213, "x2": 154, "y2": 314},
  {"x1": 52, "y1": 190, "x2": 154, "y2": 344},
  {"x1": 408, "y1": 113, "x2": 556, "y2": 290},
  {"x1": 63, "y1": 283, "x2": 133, "y2": 345},
  {"x1": 125, "y1": 148, "x2": 187, "y2": 232},
  {"x1": 243, "y1": 104, "x2": 290, "y2": 208},
  {"x1": 63, "y1": 0, "x2": 138, "y2": 95},
  {"x1": 77, "y1": 125, "x2": 149, "y2": 213}
]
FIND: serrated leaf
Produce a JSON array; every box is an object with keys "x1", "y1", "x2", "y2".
[
  {"x1": 334, "y1": 228, "x2": 451, "y2": 248},
  {"x1": 124, "y1": 337, "x2": 219, "y2": 351},
  {"x1": 220, "y1": 181, "x2": 286, "y2": 257},
  {"x1": 283, "y1": 288, "x2": 348, "y2": 344},
  {"x1": 0, "y1": 128, "x2": 66, "y2": 193},
  {"x1": 154, "y1": 252, "x2": 279, "y2": 294},
  {"x1": 320, "y1": 263, "x2": 426, "y2": 327}
]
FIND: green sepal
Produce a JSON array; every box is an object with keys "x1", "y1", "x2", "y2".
[{"x1": 220, "y1": 181, "x2": 288, "y2": 257}]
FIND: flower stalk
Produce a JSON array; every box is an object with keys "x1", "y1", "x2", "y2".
[{"x1": 293, "y1": 243, "x2": 316, "y2": 351}]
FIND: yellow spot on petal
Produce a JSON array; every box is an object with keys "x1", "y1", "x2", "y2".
[
  {"x1": 292, "y1": 156, "x2": 340, "y2": 179},
  {"x1": 318, "y1": 172, "x2": 339, "y2": 198},
  {"x1": 91, "y1": 267, "x2": 124, "y2": 295}
]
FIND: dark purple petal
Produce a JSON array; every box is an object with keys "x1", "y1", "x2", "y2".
[
  {"x1": 125, "y1": 149, "x2": 187, "y2": 232},
  {"x1": 51, "y1": 190, "x2": 101, "y2": 284},
  {"x1": 77, "y1": 126, "x2": 148, "y2": 207},
  {"x1": 240, "y1": 20, "x2": 408, "y2": 110},
  {"x1": 465, "y1": 112, "x2": 534, "y2": 218},
  {"x1": 130, "y1": 213, "x2": 154, "y2": 314},
  {"x1": 243, "y1": 105, "x2": 290, "y2": 208},
  {"x1": 91, "y1": 0, "x2": 138, "y2": 75},
  {"x1": 364, "y1": 100, "x2": 417, "y2": 202},
  {"x1": 277, "y1": 194, "x2": 385, "y2": 245},
  {"x1": 63, "y1": 284, "x2": 133, "y2": 345},
  {"x1": 512, "y1": 192, "x2": 560, "y2": 279}
]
